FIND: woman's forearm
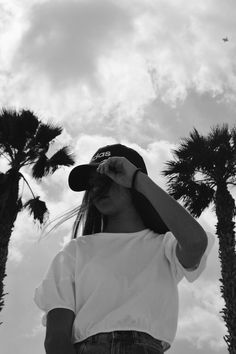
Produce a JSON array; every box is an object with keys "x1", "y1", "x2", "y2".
[
  {"x1": 45, "y1": 335, "x2": 76, "y2": 354},
  {"x1": 135, "y1": 171, "x2": 207, "y2": 250}
]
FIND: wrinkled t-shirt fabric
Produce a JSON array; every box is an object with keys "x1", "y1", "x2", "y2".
[{"x1": 34, "y1": 229, "x2": 215, "y2": 352}]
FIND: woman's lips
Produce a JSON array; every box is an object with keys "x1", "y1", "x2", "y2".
[
  {"x1": 98, "y1": 195, "x2": 109, "y2": 200},
  {"x1": 94, "y1": 194, "x2": 109, "y2": 202}
]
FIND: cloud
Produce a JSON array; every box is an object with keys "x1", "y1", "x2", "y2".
[
  {"x1": 136, "y1": 0, "x2": 236, "y2": 106},
  {"x1": 14, "y1": 0, "x2": 134, "y2": 90},
  {"x1": 179, "y1": 306, "x2": 226, "y2": 350},
  {"x1": 1, "y1": 0, "x2": 236, "y2": 135},
  {"x1": 178, "y1": 281, "x2": 226, "y2": 351}
]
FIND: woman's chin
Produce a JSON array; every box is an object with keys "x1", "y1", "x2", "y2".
[
  {"x1": 94, "y1": 197, "x2": 111, "y2": 210},
  {"x1": 95, "y1": 203, "x2": 119, "y2": 217}
]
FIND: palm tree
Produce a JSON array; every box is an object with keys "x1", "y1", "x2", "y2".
[
  {"x1": 0, "y1": 108, "x2": 75, "y2": 322},
  {"x1": 162, "y1": 124, "x2": 236, "y2": 353}
]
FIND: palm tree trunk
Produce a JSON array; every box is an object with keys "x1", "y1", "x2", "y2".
[
  {"x1": 0, "y1": 223, "x2": 15, "y2": 323},
  {"x1": 0, "y1": 170, "x2": 20, "y2": 323},
  {"x1": 215, "y1": 183, "x2": 236, "y2": 353}
]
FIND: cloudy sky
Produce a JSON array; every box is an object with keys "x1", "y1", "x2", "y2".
[{"x1": 1, "y1": 0, "x2": 235, "y2": 353}]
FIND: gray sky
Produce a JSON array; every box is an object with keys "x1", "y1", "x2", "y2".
[{"x1": 1, "y1": 0, "x2": 235, "y2": 353}]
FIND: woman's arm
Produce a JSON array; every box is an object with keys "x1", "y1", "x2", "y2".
[
  {"x1": 135, "y1": 171, "x2": 208, "y2": 251},
  {"x1": 45, "y1": 336, "x2": 76, "y2": 354},
  {"x1": 44, "y1": 309, "x2": 76, "y2": 354}
]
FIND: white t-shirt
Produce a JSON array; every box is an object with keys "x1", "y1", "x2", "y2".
[{"x1": 34, "y1": 229, "x2": 215, "y2": 352}]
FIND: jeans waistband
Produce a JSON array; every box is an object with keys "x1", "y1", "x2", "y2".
[{"x1": 81, "y1": 330, "x2": 162, "y2": 346}]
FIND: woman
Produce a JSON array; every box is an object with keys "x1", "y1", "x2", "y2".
[{"x1": 34, "y1": 143, "x2": 215, "y2": 354}]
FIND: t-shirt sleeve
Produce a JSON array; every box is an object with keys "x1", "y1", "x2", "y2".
[
  {"x1": 164, "y1": 231, "x2": 215, "y2": 283},
  {"x1": 34, "y1": 242, "x2": 76, "y2": 326}
]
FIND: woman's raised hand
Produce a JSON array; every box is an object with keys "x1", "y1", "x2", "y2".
[{"x1": 96, "y1": 157, "x2": 138, "y2": 188}]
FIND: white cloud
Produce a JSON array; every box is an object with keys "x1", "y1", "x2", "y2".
[
  {"x1": 178, "y1": 281, "x2": 226, "y2": 351},
  {"x1": 178, "y1": 305, "x2": 226, "y2": 351},
  {"x1": 14, "y1": 0, "x2": 134, "y2": 89},
  {"x1": 73, "y1": 134, "x2": 117, "y2": 164},
  {"x1": 137, "y1": 0, "x2": 236, "y2": 106},
  {"x1": 22, "y1": 315, "x2": 44, "y2": 338},
  {"x1": 1, "y1": 0, "x2": 235, "y2": 124}
]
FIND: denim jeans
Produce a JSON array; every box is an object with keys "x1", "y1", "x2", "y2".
[{"x1": 74, "y1": 330, "x2": 164, "y2": 353}]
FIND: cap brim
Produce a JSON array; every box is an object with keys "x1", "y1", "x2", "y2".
[{"x1": 68, "y1": 163, "x2": 99, "y2": 191}]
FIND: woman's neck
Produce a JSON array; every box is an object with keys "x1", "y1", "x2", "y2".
[{"x1": 102, "y1": 211, "x2": 146, "y2": 234}]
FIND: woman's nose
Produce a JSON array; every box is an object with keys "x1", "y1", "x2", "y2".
[
  {"x1": 92, "y1": 185, "x2": 100, "y2": 194},
  {"x1": 88, "y1": 172, "x2": 113, "y2": 196}
]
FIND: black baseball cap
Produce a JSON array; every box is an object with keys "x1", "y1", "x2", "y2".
[{"x1": 68, "y1": 143, "x2": 148, "y2": 192}]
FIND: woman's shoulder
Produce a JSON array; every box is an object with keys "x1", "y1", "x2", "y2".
[
  {"x1": 61, "y1": 238, "x2": 79, "y2": 258},
  {"x1": 62, "y1": 235, "x2": 93, "y2": 255}
]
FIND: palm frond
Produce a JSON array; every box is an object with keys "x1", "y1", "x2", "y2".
[
  {"x1": 0, "y1": 108, "x2": 28, "y2": 152},
  {"x1": 0, "y1": 172, "x2": 7, "y2": 185},
  {"x1": 208, "y1": 124, "x2": 231, "y2": 158},
  {"x1": 207, "y1": 124, "x2": 236, "y2": 179},
  {"x1": 34, "y1": 123, "x2": 62, "y2": 148},
  {"x1": 0, "y1": 108, "x2": 18, "y2": 142},
  {"x1": 23, "y1": 196, "x2": 49, "y2": 224},
  {"x1": 17, "y1": 198, "x2": 23, "y2": 212},
  {"x1": 47, "y1": 146, "x2": 75, "y2": 173},
  {"x1": 0, "y1": 108, "x2": 40, "y2": 162},
  {"x1": 20, "y1": 109, "x2": 39, "y2": 137},
  {"x1": 231, "y1": 126, "x2": 236, "y2": 150},
  {"x1": 0, "y1": 108, "x2": 19, "y2": 159},
  {"x1": 208, "y1": 123, "x2": 230, "y2": 150},
  {"x1": 173, "y1": 128, "x2": 211, "y2": 170},
  {"x1": 31, "y1": 154, "x2": 48, "y2": 179},
  {"x1": 162, "y1": 126, "x2": 222, "y2": 217},
  {"x1": 171, "y1": 181, "x2": 215, "y2": 217},
  {"x1": 162, "y1": 159, "x2": 195, "y2": 179}
]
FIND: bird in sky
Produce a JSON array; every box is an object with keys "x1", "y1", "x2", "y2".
[{"x1": 222, "y1": 37, "x2": 229, "y2": 42}]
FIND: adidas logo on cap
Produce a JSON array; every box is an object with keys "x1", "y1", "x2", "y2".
[{"x1": 91, "y1": 151, "x2": 111, "y2": 161}]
